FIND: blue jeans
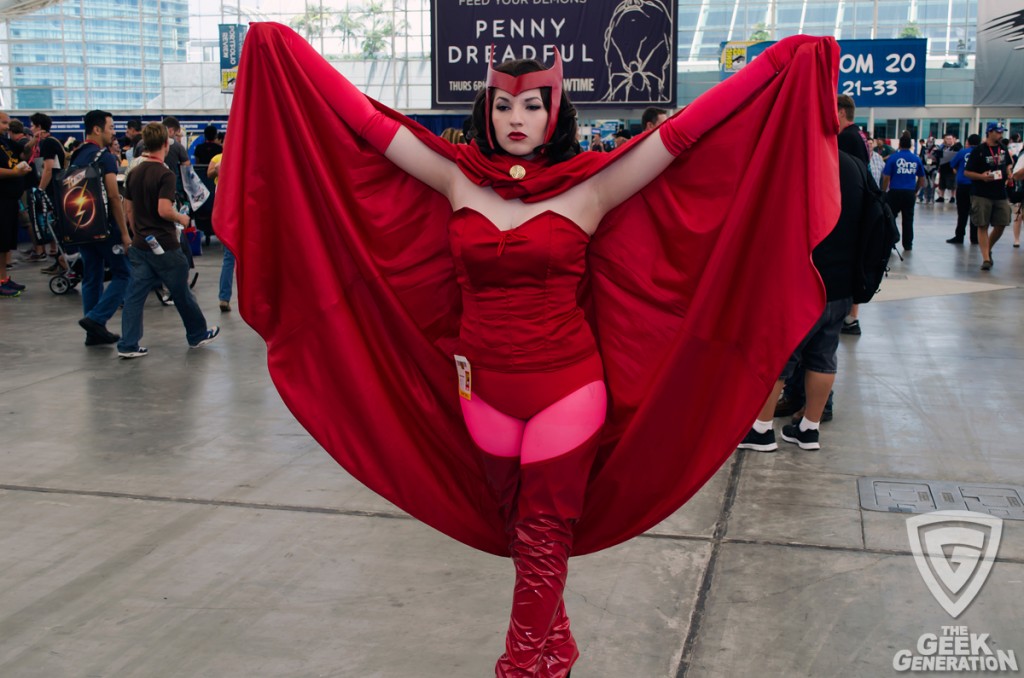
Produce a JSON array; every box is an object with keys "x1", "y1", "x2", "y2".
[
  {"x1": 219, "y1": 247, "x2": 235, "y2": 302},
  {"x1": 79, "y1": 239, "x2": 130, "y2": 325},
  {"x1": 118, "y1": 246, "x2": 209, "y2": 351}
]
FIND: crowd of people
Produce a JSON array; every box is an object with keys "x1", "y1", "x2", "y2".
[
  {"x1": 0, "y1": 110, "x2": 224, "y2": 357},
  {"x1": 739, "y1": 94, "x2": 1024, "y2": 455}
]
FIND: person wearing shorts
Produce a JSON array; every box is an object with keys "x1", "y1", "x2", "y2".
[
  {"x1": 964, "y1": 123, "x2": 1013, "y2": 271},
  {"x1": 738, "y1": 150, "x2": 868, "y2": 452}
]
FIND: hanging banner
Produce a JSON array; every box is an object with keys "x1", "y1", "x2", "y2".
[
  {"x1": 220, "y1": 24, "x2": 247, "y2": 94},
  {"x1": 975, "y1": 1, "x2": 1024, "y2": 106},
  {"x1": 721, "y1": 38, "x2": 926, "y2": 107},
  {"x1": 431, "y1": 0, "x2": 676, "y2": 108}
]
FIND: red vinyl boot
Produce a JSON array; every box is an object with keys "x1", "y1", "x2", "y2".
[
  {"x1": 538, "y1": 601, "x2": 579, "y2": 678},
  {"x1": 495, "y1": 430, "x2": 600, "y2": 677}
]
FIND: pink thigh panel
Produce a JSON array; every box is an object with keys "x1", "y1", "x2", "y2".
[
  {"x1": 521, "y1": 381, "x2": 606, "y2": 464},
  {"x1": 460, "y1": 381, "x2": 607, "y2": 462}
]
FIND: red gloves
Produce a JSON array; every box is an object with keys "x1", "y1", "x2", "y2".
[
  {"x1": 660, "y1": 35, "x2": 823, "y2": 156},
  {"x1": 333, "y1": 69, "x2": 400, "y2": 154}
]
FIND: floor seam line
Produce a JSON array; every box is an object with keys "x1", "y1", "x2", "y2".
[{"x1": 674, "y1": 452, "x2": 746, "y2": 678}]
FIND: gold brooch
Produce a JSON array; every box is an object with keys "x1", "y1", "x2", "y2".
[{"x1": 509, "y1": 165, "x2": 526, "y2": 180}]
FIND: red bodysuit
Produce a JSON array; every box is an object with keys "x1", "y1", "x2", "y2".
[{"x1": 450, "y1": 208, "x2": 604, "y2": 419}]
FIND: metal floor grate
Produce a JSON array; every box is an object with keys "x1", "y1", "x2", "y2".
[{"x1": 858, "y1": 477, "x2": 1024, "y2": 520}]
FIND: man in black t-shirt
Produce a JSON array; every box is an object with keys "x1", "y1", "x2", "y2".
[
  {"x1": 964, "y1": 123, "x2": 1014, "y2": 270},
  {"x1": 193, "y1": 125, "x2": 222, "y2": 165},
  {"x1": 0, "y1": 111, "x2": 34, "y2": 297},
  {"x1": 837, "y1": 95, "x2": 869, "y2": 166},
  {"x1": 73, "y1": 110, "x2": 132, "y2": 346},
  {"x1": 26, "y1": 112, "x2": 66, "y2": 267},
  {"x1": 118, "y1": 119, "x2": 141, "y2": 157}
]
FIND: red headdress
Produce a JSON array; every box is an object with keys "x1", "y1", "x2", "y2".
[{"x1": 484, "y1": 47, "x2": 563, "y2": 149}]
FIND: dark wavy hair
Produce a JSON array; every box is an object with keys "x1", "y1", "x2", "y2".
[{"x1": 468, "y1": 58, "x2": 580, "y2": 164}]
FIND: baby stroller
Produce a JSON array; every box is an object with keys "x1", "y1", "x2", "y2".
[{"x1": 26, "y1": 187, "x2": 85, "y2": 295}]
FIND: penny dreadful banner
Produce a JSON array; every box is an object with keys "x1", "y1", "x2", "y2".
[
  {"x1": 431, "y1": 0, "x2": 677, "y2": 108},
  {"x1": 974, "y1": 1, "x2": 1024, "y2": 106}
]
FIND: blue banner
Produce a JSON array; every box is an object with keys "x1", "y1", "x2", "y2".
[
  {"x1": 219, "y1": 24, "x2": 247, "y2": 94},
  {"x1": 219, "y1": 24, "x2": 246, "y2": 70},
  {"x1": 431, "y1": 0, "x2": 676, "y2": 108},
  {"x1": 721, "y1": 38, "x2": 926, "y2": 108},
  {"x1": 836, "y1": 39, "x2": 926, "y2": 107}
]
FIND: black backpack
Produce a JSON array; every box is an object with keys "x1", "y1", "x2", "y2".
[
  {"x1": 850, "y1": 157, "x2": 900, "y2": 304},
  {"x1": 55, "y1": 145, "x2": 112, "y2": 246}
]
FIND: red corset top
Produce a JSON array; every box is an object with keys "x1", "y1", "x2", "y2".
[{"x1": 449, "y1": 207, "x2": 598, "y2": 373}]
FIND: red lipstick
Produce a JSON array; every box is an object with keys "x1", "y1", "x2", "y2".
[{"x1": 508, "y1": 132, "x2": 527, "y2": 141}]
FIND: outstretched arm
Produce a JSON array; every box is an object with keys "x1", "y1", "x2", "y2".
[
  {"x1": 332, "y1": 74, "x2": 460, "y2": 199},
  {"x1": 584, "y1": 36, "x2": 823, "y2": 219}
]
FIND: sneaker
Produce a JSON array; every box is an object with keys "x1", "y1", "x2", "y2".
[
  {"x1": 40, "y1": 263, "x2": 60, "y2": 275},
  {"x1": 118, "y1": 347, "x2": 149, "y2": 359},
  {"x1": 935, "y1": 197, "x2": 945, "y2": 203},
  {"x1": 219, "y1": 300, "x2": 231, "y2": 313},
  {"x1": 737, "y1": 427, "x2": 778, "y2": 452},
  {"x1": 2, "y1": 278, "x2": 26, "y2": 291},
  {"x1": 781, "y1": 423, "x2": 820, "y2": 450},
  {"x1": 945, "y1": 237, "x2": 963, "y2": 244},
  {"x1": 840, "y1": 319, "x2": 861, "y2": 335},
  {"x1": 189, "y1": 326, "x2": 220, "y2": 348},
  {"x1": 981, "y1": 260, "x2": 993, "y2": 271},
  {"x1": 27, "y1": 252, "x2": 49, "y2": 262},
  {"x1": 79, "y1": 317, "x2": 119, "y2": 344},
  {"x1": 0, "y1": 284, "x2": 20, "y2": 298}
]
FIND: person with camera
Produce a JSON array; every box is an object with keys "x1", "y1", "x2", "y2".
[{"x1": 964, "y1": 123, "x2": 1014, "y2": 271}]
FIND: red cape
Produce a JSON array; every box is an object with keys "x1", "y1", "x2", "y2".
[{"x1": 215, "y1": 23, "x2": 840, "y2": 556}]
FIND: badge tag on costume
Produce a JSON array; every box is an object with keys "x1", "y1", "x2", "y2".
[
  {"x1": 454, "y1": 355, "x2": 472, "y2": 400},
  {"x1": 991, "y1": 170, "x2": 1003, "y2": 180}
]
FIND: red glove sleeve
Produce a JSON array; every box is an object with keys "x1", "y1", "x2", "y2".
[
  {"x1": 335, "y1": 75, "x2": 400, "y2": 154},
  {"x1": 659, "y1": 35, "x2": 822, "y2": 156}
]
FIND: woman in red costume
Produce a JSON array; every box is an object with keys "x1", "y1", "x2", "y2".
[{"x1": 216, "y1": 24, "x2": 841, "y2": 678}]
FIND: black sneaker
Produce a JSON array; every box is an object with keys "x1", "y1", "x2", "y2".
[
  {"x1": 935, "y1": 197, "x2": 945, "y2": 203},
  {"x1": 981, "y1": 260, "x2": 992, "y2": 271},
  {"x1": 3, "y1": 278, "x2": 25, "y2": 291},
  {"x1": 85, "y1": 332, "x2": 118, "y2": 346},
  {"x1": 840, "y1": 319, "x2": 861, "y2": 335},
  {"x1": 945, "y1": 237, "x2": 963, "y2": 244},
  {"x1": 118, "y1": 347, "x2": 149, "y2": 359},
  {"x1": 781, "y1": 423, "x2": 820, "y2": 450},
  {"x1": 79, "y1": 317, "x2": 120, "y2": 343},
  {"x1": 737, "y1": 427, "x2": 778, "y2": 452}
]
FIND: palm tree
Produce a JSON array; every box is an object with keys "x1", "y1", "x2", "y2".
[
  {"x1": 289, "y1": 2, "x2": 334, "y2": 44},
  {"x1": 359, "y1": 0, "x2": 408, "y2": 59},
  {"x1": 749, "y1": 22, "x2": 771, "y2": 42},
  {"x1": 335, "y1": 8, "x2": 362, "y2": 55}
]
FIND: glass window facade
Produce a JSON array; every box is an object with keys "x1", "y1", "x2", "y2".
[{"x1": 0, "y1": 0, "x2": 986, "y2": 113}]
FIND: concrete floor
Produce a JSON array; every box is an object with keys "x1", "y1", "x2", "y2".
[{"x1": 2, "y1": 203, "x2": 1023, "y2": 677}]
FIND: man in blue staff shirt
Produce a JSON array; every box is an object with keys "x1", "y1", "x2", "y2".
[
  {"x1": 881, "y1": 134, "x2": 926, "y2": 251},
  {"x1": 946, "y1": 133, "x2": 980, "y2": 245}
]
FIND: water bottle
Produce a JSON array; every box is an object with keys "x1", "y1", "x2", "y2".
[{"x1": 145, "y1": 235, "x2": 165, "y2": 255}]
